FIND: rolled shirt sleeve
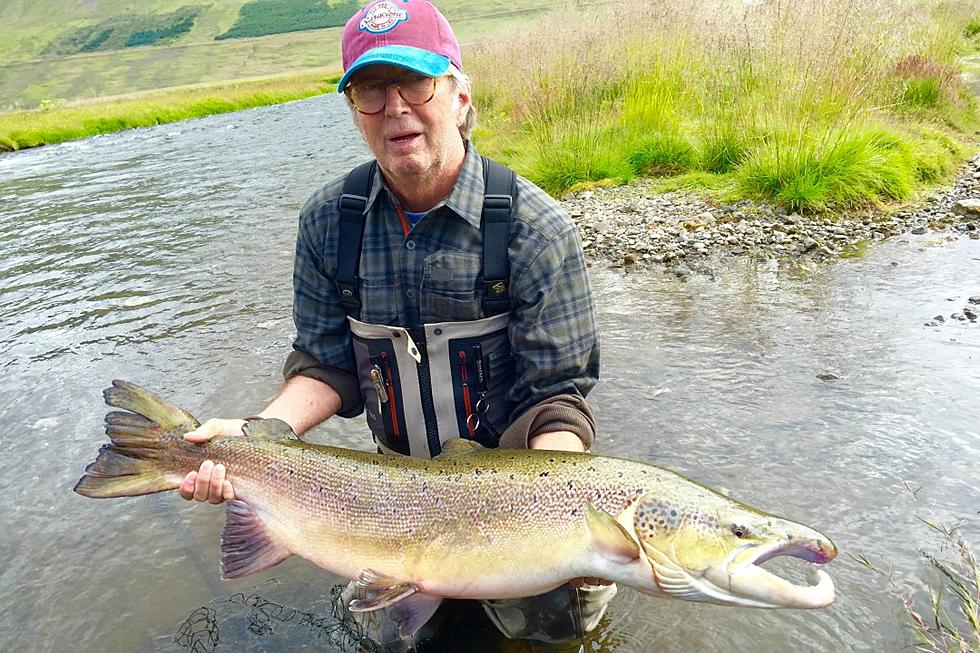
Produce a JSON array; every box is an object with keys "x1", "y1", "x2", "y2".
[{"x1": 286, "y1": 181, "x2": 365, "y2": 418}]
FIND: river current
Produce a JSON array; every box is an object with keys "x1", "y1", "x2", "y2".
[{"x1": 0, "y1": 93, "x2": 977, "y2": 652}]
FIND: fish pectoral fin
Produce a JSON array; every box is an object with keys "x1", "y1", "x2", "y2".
[
  {"x1": 585, "y1": 502, "x2": 641, "y2": 563},
  {"x1": 220, "y1": 500, "x2": 290, "y2": 579},
  {"x1": 349, "y1": 569, "x2": 422, "y2": 612},
  {"x1": 348, "y1": 570, "x2": 442, "y2": 637},
  {"x1": 434, "y1": 438, "x2": 485, "y2": 459}
]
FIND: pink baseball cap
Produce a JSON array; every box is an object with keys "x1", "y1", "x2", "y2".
[{"x1": 337, "y1": 0, "x2": 462, "y2": 93}]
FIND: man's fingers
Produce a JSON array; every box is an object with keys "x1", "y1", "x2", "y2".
[
  {"x1": 179, "y1": 472, "x2": 197, "y2": 501},
  {"x1": 193, "y1": 460, "x2": 214, "y2": 502},
  {"x1": 222, "y1": 480, "x2": 236, "y2": 502},
  {"x1": 184, "y1": 418, "x2": 247, "y2": 443},
  {"x1": 207, "y1": 464, "x2": 226, "y2": 505}
]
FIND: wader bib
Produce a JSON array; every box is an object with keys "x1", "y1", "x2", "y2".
[
  {"x1": 336, "y1": 157, "x2": 517, "y2": 458},
  {"x1": 333, "y1": 157, "x2": 615, "y2": 645}
]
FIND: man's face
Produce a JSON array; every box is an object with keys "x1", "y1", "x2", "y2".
[{"x1": 348, "y1": 64, "x2": 470, "y2": 182}]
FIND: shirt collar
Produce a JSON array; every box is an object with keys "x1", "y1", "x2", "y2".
[{"x1": 364, "y1": 145, "x2": 485, "y2": 231}]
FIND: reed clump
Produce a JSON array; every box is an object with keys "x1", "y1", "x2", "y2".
[
  {"x1": 469, "y1": 0, "x2": 980, "y2": 211},
  {"x1": 0, "y1": 72, "x2": 337, "y2": 153}
]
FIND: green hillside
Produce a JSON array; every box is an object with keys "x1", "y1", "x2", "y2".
[{"x1": 0, "y1": 0, "x2": 560, "y2": 109}]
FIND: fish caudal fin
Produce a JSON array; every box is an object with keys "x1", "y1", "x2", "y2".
[
  {"x1": 73, "y1": 380, "x2": 199, "y2": 498},
  {"x1": 221, "y1": 500, "x2": 290, "y2": 578}
]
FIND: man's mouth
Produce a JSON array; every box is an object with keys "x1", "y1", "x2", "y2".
[{"x1": 389, "y1": 132, "x2": 421, "y2": 146}]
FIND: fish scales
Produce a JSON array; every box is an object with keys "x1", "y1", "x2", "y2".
[{"x1": 76, "y1": 380, "x2": 838, "y2": 630}]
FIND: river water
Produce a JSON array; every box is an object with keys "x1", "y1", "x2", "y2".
[{"x1": 1, "y1": 94, "x2": 978, "y2": 653}]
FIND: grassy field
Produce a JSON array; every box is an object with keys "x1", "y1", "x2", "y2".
[
  {"x1": 0, "y1": 1, "x2": 562, "y2": 109},
  {"x1": 0, "y1": 71, "x2": 339, "y2": 151},
  {"x1": 469, "y1": 0, "x2": 980, "y2": 211}
]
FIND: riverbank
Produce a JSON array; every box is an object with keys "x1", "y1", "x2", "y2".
[
  {"x1": 0, "y1": 71, "x2": 337, "y2": 152},
  {"x1": 563, "y1": 150, "x2": 980, "y2": 277}
]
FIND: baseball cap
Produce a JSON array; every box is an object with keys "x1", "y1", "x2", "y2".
[{"x1": 337, "y1": 0, "x2": 462, "y2": 93}]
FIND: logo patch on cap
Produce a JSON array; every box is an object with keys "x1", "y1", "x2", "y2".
[{"x1": 359, "y1": 1, "x2": 409, "y2": 34}]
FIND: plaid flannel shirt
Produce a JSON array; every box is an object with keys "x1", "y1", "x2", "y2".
[{"x1": 285, "y1": 145, "x2": 599, "y2": 438}]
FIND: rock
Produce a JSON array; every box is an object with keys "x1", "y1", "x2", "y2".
[
  {"x1": 924, "y1": 321, "x2": 941, "y2": 327},
  {"x1": 964, "y1": 308, "x2": 978, "y2": 320},
  {"x1": 951, "y1": 199, "x2": 980, "y2": 219},
  {"x1": 969, "y1": 297, "x2": 980, "y2": 305},
  {"x1": 816, "y1": 371, "x2": 841, "y2": 381},
  {"x1": 933, "y1": 315, "x2": 945, "y2": 322},
  {"x1": 911, "y1": 225, "x2": 927, "y2": 235}
]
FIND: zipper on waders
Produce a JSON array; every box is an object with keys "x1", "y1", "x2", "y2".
[
  {"x1": 458, "y1": 350, "x2": 476, "y2": 438},
  {"x1": 411, "y1": 327, "x2": 442, "y2": 457},
  {"x1": 379, "y1": 352, "x2": 401, "y2": 439}
]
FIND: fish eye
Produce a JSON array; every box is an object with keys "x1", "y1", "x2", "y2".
[{"x1": 731, "y1": 524, "x2": 749, "y2": 538}]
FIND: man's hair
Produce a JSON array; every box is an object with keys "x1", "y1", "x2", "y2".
[
  {"x1": 344, "y1": 65, "x2": 477, "y2": 141},
  {"x1": 447, "y1": 65, "x2": 477, "y2": 141}
]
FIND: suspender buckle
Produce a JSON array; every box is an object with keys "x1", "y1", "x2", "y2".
[
  {"x1": 483, "y1": 194, "x2": 513, "y2": 216},
  {"x1": 337, "y1": 282, "x2": 360, "y2": 306}
]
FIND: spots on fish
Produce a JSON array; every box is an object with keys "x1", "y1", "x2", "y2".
[{"x1": 635, "y1": 498, "x2": 685, "y2": 538}]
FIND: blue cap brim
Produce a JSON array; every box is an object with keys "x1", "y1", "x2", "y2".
[{"x1": 337, "y1": 45, "x2": 451, "y2": 93}]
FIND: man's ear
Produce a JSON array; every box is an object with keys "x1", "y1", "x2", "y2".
[{"x1": 454, "y1": 88, "x2": 471, "y2": 128}]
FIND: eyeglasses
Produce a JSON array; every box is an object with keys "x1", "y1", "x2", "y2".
[{"x1": 346, "y1": 74, "x2": 442, "y2": 115}]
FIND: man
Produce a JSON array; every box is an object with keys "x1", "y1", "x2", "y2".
[{"x1": 179, "y1": 0, "x2": 612, "y2": 644}]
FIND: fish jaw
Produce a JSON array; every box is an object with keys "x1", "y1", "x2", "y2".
[{"x1": 638, "y1": 530, "x2": 837, "y2": 609}]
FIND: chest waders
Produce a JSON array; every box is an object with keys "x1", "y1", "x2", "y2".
[
  {"x1": 335, "y1": 157, "x2": 517, "y2": 459},
  {"x1": 333, "y1": 160, "x2": 617, "y2": 647}
]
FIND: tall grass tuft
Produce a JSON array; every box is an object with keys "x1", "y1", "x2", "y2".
[{"x1": 469, "y1": 0, "x2": 980, "y2": 209}]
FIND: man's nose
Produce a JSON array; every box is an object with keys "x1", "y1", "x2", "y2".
[{"x1": 384, "y1": 83, "x2": 410, "y2": 116}]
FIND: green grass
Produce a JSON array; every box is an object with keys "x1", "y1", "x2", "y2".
[
  {"x1": 0, "y1": 72, "x2": 338, "y2": 152},
  {"x1": 0, "y1": 0, "x2": 563, "y2": 110},
  {"x1": 469, "y1": 0, "x2": 980, "y2": 211},
  {"x1": 215, "y1": 0, "x2": 358, "y2": 40}
]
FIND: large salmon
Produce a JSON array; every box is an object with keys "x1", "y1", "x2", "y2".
[{"x1": 75, "y1": 380, "x2": 837, "y2": 636}]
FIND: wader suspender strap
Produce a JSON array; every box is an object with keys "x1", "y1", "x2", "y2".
[
  {"x1": 481, "y1": 157, "x2": 516, "y2": 317},
  {"x1": 336, "y1": 160, "x2": 377, "y2": 317},
  {"x1": 335, "y1": 156, "x2": 514, "y2": 318}
]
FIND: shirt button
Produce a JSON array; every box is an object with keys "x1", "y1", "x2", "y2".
[
  {"x1": 405, "y1": 240, "x2": 416, "y2": 250},
  {"x1": 406, "y1": 289, "x2": 416, "y2": 299}
]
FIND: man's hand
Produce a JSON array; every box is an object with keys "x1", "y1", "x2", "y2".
[
  {"x1": 179, "y1": 418, "x2": 247, "y2": 504},
  {"x1": 528, "y1": 430, "x2": 586, "y2": 452}
]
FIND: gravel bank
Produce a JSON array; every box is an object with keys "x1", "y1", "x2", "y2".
[{"x1": 562, "y1": 152, "x2": 980, "y2": 277}]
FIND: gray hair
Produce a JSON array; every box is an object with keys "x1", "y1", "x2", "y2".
[
  {"x1": 447, "y1": 65, "x2": 477, "y2": 141},
  {"x1": 344, "y1": 65, "x2": 478, "y2": 141}
]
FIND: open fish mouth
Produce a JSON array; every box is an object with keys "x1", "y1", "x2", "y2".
[
  {"x1": 716, "y1": 538, "x2": 839, "y2": 609},
  {"x1": 643, "y1": 536, "x2": 838, "y2": 609}
]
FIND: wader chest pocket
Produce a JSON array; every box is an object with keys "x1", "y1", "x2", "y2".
[
  {"x1": 449, "y1": 334, "x2": 513, "y2": 448},
  {"x1": 352, "y1": 337, "x2": 410, "y2": 455}
]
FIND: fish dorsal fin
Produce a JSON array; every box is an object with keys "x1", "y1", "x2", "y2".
[
  {"x1": 241, "y1": 418, "x2": 296, "y2": 439},
  {"x1": 585, "y1": 502, "x2": 641, "y2": 563},
  {"x1": 434, "y1": 438, "x2": 485, "y2": 459},
  {"x1": 220, "y1": 500, "x2": 290, "y2": 579},
  {"x1": 346, "y1": 570, "x2": 443, "y2": 638},
  {"x1": 103, "y1": 380, "x2": 199, "y2": 432}
]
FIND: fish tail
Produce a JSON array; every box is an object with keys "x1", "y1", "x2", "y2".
[{"x1": 74, "y1": 380, "x2": 200, "y2": 499}]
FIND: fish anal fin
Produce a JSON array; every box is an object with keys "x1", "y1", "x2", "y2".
[
  {"x1": 586, "y1": 502, "x2": 641, "y2": 563},
  {"x1": 349, "y1": 569, "x2": 419, "y2": 612},
  {"x1": 220, "y1": 500, "x2": 290, "y2": 579},
  {"x1": 434, "y1": 438, "x2": 485, "y2": 459}
]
